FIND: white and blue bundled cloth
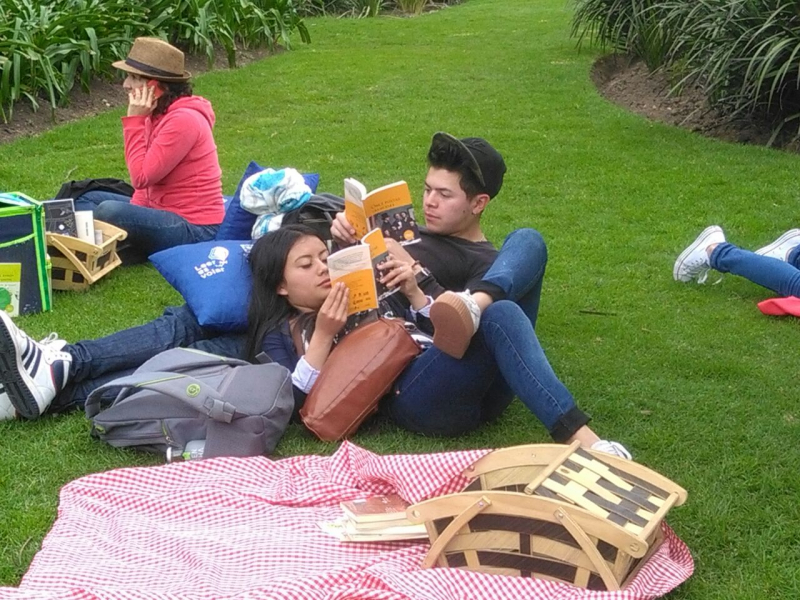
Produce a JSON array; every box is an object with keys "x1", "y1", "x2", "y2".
[{"x1": 240, "y1": 168, "x2": 312, "y2": 239}]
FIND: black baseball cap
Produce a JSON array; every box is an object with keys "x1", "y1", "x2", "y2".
[{"x1": 428, "y1": 132, "x2": 507, "y2": 198}]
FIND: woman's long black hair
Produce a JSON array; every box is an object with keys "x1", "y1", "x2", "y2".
[
  {"x1": 243, "y1": 225, "x2": 325, "y2": 362},
  {"x1": 153, "y1": 81, "x2": 193, "y2": 118}
]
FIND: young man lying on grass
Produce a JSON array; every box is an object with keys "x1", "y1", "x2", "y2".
[{"x1": 0, "y1": 132, "x2": 630, "y2": 458}]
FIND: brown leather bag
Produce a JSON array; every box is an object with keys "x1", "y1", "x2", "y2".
[{"x1": 299, "y1": 318, "x2": 421, "y2": 441}]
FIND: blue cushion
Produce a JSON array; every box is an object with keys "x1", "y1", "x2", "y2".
[
  {"x1": 216, "y1": 162, "x2": 320, "y2": 241},
  {"x1": 150, "y1": 240, "x2": 253, "y2": 332}
]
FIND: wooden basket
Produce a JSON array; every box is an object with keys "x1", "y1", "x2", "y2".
[
  {"x1": 46, "y1": 220, "x2": 127, "y2": 292},
  {"x1": 407, "y1": 442, "x2": 687, "y2": 591}
]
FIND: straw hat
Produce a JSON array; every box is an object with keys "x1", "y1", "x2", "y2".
[{"x1": 112, "y1": 37, "x2": 191, "y2": 82}]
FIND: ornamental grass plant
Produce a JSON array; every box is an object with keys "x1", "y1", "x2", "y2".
[{"x1": 572, "y1": 0, "x2": 800, "y2": 142}]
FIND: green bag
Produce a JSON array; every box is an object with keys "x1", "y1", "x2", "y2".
[{"x1": 0, "y1": 193, "x2": 51, "y2": 316}]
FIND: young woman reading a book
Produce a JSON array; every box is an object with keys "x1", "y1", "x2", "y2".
[
  {"x1": 73, "y1": 37, "x2": 224, "y2": 263},
  {"x1": 242, "y1": 224, "x2": 631, "y2": 458}
]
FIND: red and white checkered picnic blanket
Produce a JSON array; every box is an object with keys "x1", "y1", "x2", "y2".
[{"x1": 1, "y1": 442, "x2": 693, "y2": 600}]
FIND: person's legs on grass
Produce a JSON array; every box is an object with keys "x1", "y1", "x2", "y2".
[
  {"x1": 674, "y1": 225, "x2": 800, "y2": 296},
  {"x1": 0, "y1": 305, "x2": 229, "y2": 418},
  {"x1": 388, "y1": 300, "x2": 630, "y2": 458}
]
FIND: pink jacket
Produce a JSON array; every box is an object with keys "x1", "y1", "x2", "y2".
[{"x1": 122, "y1": 96, "x2": 224, "y2": 226}]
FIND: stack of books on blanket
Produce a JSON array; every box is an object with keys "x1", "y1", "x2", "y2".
[{"x1": 319, "y1": 494, "x2": 428, "y2": 542}]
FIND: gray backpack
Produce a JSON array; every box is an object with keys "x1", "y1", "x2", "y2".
[{"x1": 85, "y1": 348, "x2": 294, "y2": 459}]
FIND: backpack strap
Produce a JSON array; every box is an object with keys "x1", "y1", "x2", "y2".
[
  {"x1": 135, "y1": 347, "x2": 249, "y2": 374},
  {"x1": 85, "y1": 371, "x2": 237, "y2": 422}
]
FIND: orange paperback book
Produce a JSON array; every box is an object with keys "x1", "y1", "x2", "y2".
[{"x1": 344, "y1": 179, "x2": 420, "y2": 245}]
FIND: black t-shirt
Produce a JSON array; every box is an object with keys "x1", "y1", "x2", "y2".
[{"x1": 407, "y1": 228, "x2": 498, "y2": 297}]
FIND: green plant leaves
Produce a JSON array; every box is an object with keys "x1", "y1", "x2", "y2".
[
  {"x1": 0, "y1": 0, "x2": 311, "y2": 121},
  {"x1": 571, "y1": 0, "x2": 800, "y2": 144}
]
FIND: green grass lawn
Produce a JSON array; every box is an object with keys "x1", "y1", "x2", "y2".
[{"x1": 1, "y1": 0, "x2": 800, "y2": 596}]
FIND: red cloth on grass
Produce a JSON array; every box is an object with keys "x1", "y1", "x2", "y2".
[
  {"x1": 0, "y1": 442, "x2": 694, "y2": 600},
  {"x1": 758, "y1": 296, "x2": 800, "y2": 317}
]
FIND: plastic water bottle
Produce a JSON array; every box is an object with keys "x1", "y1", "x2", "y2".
[{"x1": 181, "y1": 440, "x2": 206, "y2": 460}]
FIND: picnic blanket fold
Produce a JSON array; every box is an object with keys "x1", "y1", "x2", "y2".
[{"x1": 1, "y1": 442, "x2": 693, "y2": 600}]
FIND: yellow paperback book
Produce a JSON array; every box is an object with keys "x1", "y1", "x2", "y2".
[
  {"x1": 327, "y1": 244, "x2": 378, "y2": 316},
  {"x1": 326, "y1": 227, "x2": 401, "y2": 317},
  {"x1": 344, "y1": 179, "x2": 420, "y2": 244}
]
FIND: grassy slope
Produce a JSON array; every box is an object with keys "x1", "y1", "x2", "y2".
[{"x1": 1, "y1": 0, "x2": 799, "y2": 596}]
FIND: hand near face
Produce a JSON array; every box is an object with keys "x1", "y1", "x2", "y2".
[
  {"x1": 315, "y1": 282, "x2": 350, "y2": 339},
  {"x1": 127, "y1": 85, "x2": 156, "y2": 117}
]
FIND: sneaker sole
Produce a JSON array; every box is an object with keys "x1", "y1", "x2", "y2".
[
  {"x1": 754, "y1": 229, "x2": 800, "y2": 258},
  {"x1": 430, "y1": 292, "x2": 475, "y2": 359},
  {"x1": 673, "y1": 226, "x2": 722, "y2": 282},
  {"x1": 0, "y1": 313, "x2": 42, "y2": 420}
]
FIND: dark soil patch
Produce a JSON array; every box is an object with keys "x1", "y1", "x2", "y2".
[
  {"x1": 0, "y1": 46, "x2": 274, "y2": 145},
  {"x1": 591, "y1": 54, "x2": 800, "y2": 153}
]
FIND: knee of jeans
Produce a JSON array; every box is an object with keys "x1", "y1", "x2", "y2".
[
  {"x1": 480, "y1": 299, "x2": 526, "y2": 326},
  {"x1": 94, "y1": 200, "x2": 127, "y2": 223},
  {"x1": 508, "y1": 228, "x2": 547, "y2": 263}
]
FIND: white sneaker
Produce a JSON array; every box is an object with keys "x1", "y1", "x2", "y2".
[
  {"x1": 591, "y1": 439, "x2": 632, "y2": 460},
  {"x1": 0, "y1": 312, "x2": 71, "y2": 420},
  {"x1": 0, "y1": 385, "x2": 16, "y2": 421},
  {"x1": 673, "y1": 226, "x2": 726, "y2": 283},
  {"x1": 430, "y1": 291, "x2": 482, "y2": 359},
  {"x1": 754, "y1": 229, "x2": 800, "y2": 262}
]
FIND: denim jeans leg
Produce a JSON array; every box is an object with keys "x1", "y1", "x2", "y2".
[
  {"x1": 789, "y1": 246, "x2": 800, "y2": 270},
  {"x1": 93, "y1": 201, "x2": 219, "y2": 262},
  {"x1": 64, "y1": 304, "x2": 209, "y2": 384},
  {"x1": 387, "y1": 301, "x2": 588, "y2": 441},
  {"x1": 189, "y1": 334, "x2": 247, "y2": 358},
  {"x1": 478, "y1": 301, "x2": 590, "y2": 442},
  {"x1": 710, "y1": 242, "x2": 800, "y2": 297},
  {"x1": 53, "y1": 310, "x2": 246, "y2": 413},
  {"x1": 73, "y1": 191, "x2": 133, "y2": 212},
  {"x1": 471, "y1": 228, "x2": 548, "y2": 328},
  {"x1": 53, "y1": 367, "x2": 138, "y2": 413},
  {"x1": 386, "y1": 337, "x2": 513, "y2": 437}
]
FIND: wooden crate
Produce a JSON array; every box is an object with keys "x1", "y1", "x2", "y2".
[
  {"x1": 407, "y1": 442, "x2": 687, "y2": 591},
  {"x1": 46, "y1": 220, "x2": 127, "y2": 292}
]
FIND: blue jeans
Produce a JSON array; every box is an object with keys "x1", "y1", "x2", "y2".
[
  {"x1": 53, "y1": 305, "x2": 245, "y2": 412},
  {"x1": 75, "y1": 191, "x2": 219, "y2": 263},
  {"x1": 711, "y1": 243, "x2": 800, "y2": 297},
  {"x1": 386, "y1": 229, "x2": 590, "y2": 442}
]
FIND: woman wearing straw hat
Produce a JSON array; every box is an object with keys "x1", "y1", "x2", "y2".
[{"x1": 74, "y1": 37, "x2": 225, "y2": 263}]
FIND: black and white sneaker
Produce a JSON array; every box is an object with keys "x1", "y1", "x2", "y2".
[{"x1": 0, "y1": 312, "x2": 71, "y2": 420}]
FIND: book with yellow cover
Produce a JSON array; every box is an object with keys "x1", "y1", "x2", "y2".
[
  {"x1": 326, "y1": 228, "x2": 399, "y2": 317},
  {"x1": 344, "y1": 179, "x2": 420, "y2": 245},
  {"x1": 327, "y1": 244, "x2": 378, "y2": 316}
]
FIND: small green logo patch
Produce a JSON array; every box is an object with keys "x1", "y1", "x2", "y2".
[{"x1": 186, "y1": 383, "x2": 201, "y2": 397}]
